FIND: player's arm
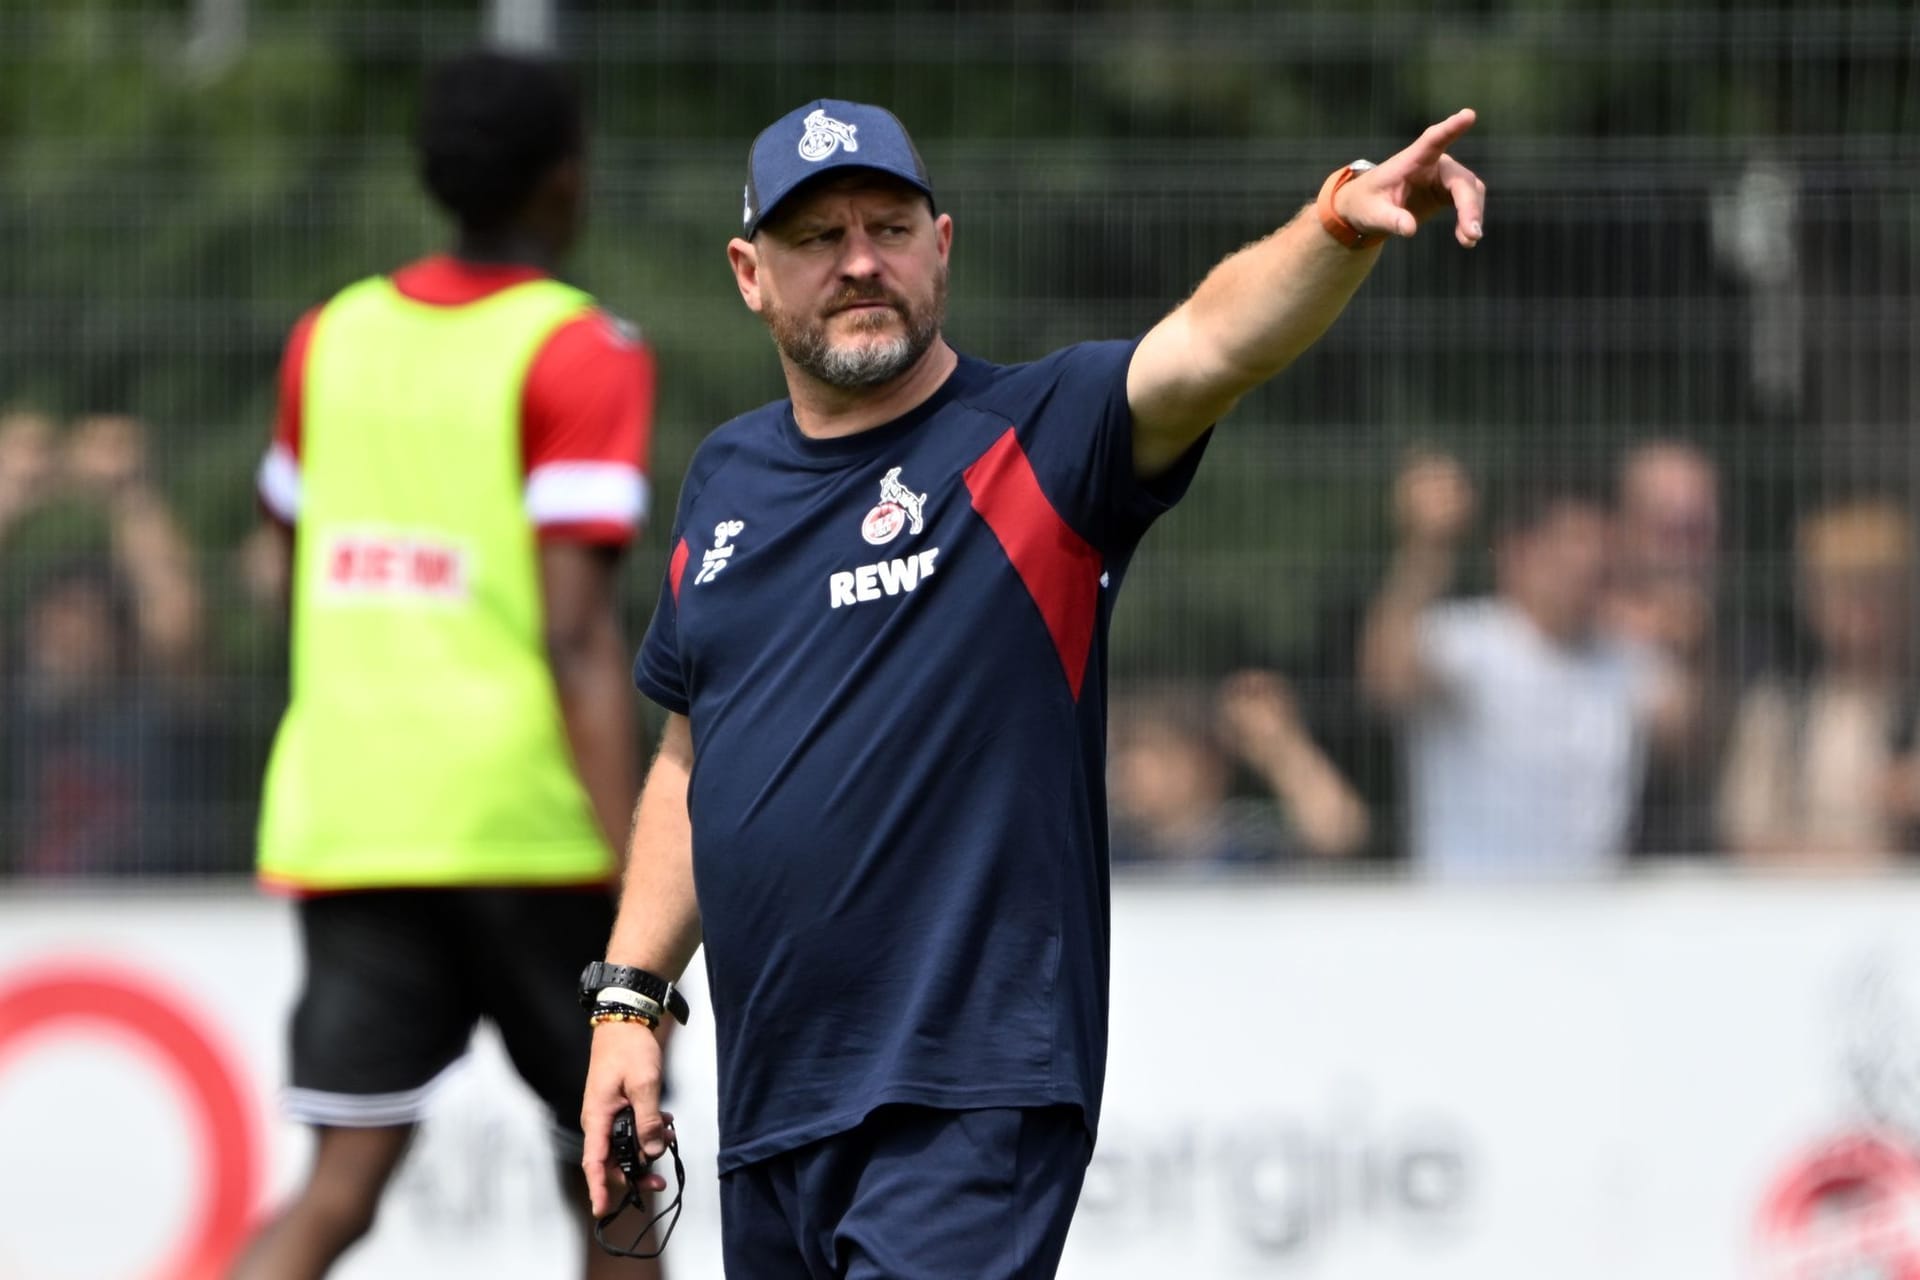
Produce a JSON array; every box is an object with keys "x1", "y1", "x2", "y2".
[
  {"x1": 540, "y1": 542, "x2": 638, "y2": 854},
  {"x1": 250, "y1": 310, "x2": 316, "y2": 619},
  {"x1": 1359, "y1": 454, "x2": 1474, "y2": 713},
  {"x1": 1126, "y1": 110, "x2": 1485, "y2": 478},
  {"x1": 582, "y1": 712, "x2": 701, "y2": 1215},
  {"x1": 524, "y1": 311, "x2": 654, "y2": 848}
]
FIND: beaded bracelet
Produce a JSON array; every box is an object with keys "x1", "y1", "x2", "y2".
[
  {"x1": 590, "y1": 1007, "x2": 660, "y2": 1030},
  {"x1": 595, "y1": 986, "x2": 666, "y2": 1022}
]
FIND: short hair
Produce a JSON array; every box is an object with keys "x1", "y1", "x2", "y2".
[
  {"x1": 1489, "y1": 468, "x2": 1606, "y2": 543},
  {"x1": 1616, "y1": 438, "x2": 1717, "y2": 505},
  {"x1": 415, "y1": 50, "x2": 583, "y2": 233},
  {"x1": 1109, "y1": 680, "x2": 1226, "y2": 759},
  {"x1": 1798, "y1": 498, "x2": 1913, "y2": 578}
]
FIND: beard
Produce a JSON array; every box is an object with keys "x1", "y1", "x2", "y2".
[{"x1": 764, "y1": 267, "x2": 948, "y2": 390}]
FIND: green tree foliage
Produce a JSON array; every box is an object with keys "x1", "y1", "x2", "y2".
[{"x1": 1, "y1": 1, "x2": 1913, "y2": 682}]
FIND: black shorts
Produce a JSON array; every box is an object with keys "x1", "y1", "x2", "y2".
[{"x1": 283, "y1": 887, "x2": 614, "y2": 1154}]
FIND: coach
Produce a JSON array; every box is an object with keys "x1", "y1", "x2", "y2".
[{"x1": 581, "y1": 99, "x2": 1485, "y2": 1277}]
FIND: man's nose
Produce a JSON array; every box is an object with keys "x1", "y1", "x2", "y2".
[{"x1": 836, "y1": 227, "x2": 884, "y2": 279}]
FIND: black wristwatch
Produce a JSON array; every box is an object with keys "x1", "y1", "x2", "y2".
[{"x1": 579, "y1": 960, "x2": 692, "y2": 1026}]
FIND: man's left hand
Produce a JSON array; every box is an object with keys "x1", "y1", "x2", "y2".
[{"x1": 1336, "y1": 108, "x2": 1486, "y2": 248}]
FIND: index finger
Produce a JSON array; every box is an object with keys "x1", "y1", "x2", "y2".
[
  {"x1": 1406, "y1": 108, "x2": 1477, "y2": 165},
  {"x1": 582, "y1": 1151, "x2": 612, "y2": 1217},
  {"x1": 581, "y1": 1104, "x2": 617, "y2": 1212}
]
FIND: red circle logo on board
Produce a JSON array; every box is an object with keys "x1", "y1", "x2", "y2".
[
  {"x1": 1756, "y1": 1132, "x2": 1920, "y2": 1280},
  {"x1": 0, "y1": 967, "x2": 263, "y2": 1280}
]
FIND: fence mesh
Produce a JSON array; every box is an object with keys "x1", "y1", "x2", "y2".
[{"x1": 1, "y1": 2, "x2": 1914, "y2": 875}]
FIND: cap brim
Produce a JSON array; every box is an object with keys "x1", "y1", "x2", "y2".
[{"x1": 745, "y1": 162, "x2": 935, "y2": 238}]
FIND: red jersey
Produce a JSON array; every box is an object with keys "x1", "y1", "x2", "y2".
[{"x1": 258, "y1": 255, "x2": 654, "y2": 545}]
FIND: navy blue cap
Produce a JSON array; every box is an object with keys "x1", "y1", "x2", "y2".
[{"x1": 742, "y1": 100, "x2": 934, "y2": 238}]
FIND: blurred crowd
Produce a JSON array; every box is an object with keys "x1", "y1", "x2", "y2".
[
  {"x1": 1114, "y1": 439, "x2": 1920, "y2": 879},
  {"x1": 3, "y1": 412, "x2": 1916, "y2": 880},
  {"x1": 0, "y1": 411, "x2": 242, "y2": 876}
]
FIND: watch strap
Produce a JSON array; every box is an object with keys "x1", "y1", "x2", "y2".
[
  {"x1": 1317, "y1": 162, "x2": 1386, "y2": 250},
  {"x1": 580, "y1": 960, "x2": 691, "y2": 1026}
]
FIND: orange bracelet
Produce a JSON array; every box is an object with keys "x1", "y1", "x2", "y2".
[
  {"x1": 590, "y1": 1009, "x2": 659, "y2": 1030},
  {"x1": 1317, "y1": 162, "x2": 1386, "y2": 251}
]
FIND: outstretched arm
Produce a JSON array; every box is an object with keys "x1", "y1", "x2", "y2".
[{"x1": 1127, "y1": 110, "x2": 1486, "y2": 477}]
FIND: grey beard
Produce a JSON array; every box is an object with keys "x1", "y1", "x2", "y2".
[
  {"x1": 783, "y1": 313, "x2": 937, "y2": 389},
  {"x1": 801, "y1": 329, "x2": 921, "y2": 389},
  {"x1": 772, "y1": 279, "x2": 947, "y2": 391}
]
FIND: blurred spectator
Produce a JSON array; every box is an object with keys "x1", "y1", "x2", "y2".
[
  {"x1": 1289, "y1": 589, "x2": 1404, "y2": 863},
  {"x1": 61, "y1": 414, "x2": 205, "y2": 677},
  {"x1": 0, "y1": 411, "x2": 57, "y2": 537},
  {"x1": 1361, "y1": 454, "x2": 1681, "y2": 879},
  {"x1": 1604, "y1": 440, "x2": 1744, "y2": 857},
  {"x1": 1718, "y1": 498, "x2": 1920, "y2": 868},
  {"x1": 0, "y1": 412, "x2": 206, "y2": 679},
  {"x1": 1215, "y1": 669, "x2": 1371, "y2": 860},
  {"x1": 236, "y1": 521, "x2": 292, "y2": 618},
  {"x1": 0, "y1": 412, "x2": 217, "y2": 875},
  {"x1": 1109, "y1": 673, "x2": 1367, "y2": 869},
  {"x1": 1110, "y1": 681, "x2": 1279, "y2": 868},
  {"x1": 2, "y1": 560, "x2": 203, "y2": 874}
]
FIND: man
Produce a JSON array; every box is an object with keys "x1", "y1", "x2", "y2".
[
  {"x1": 1360, "y1": 454, "x2": 1681, "y2": 878},
  {"x1": 581, "y1": 99, "x2": 1483, "y2": 1275},
  {"x1": 1604, "y1": 440, "x2": 1733, "y2": 856},
  {"x1": 1107, "y1": 673, "x2": 1370, "y2": 867},
  {"x1": 237, "y1": 51, "x2": 657, "y2": 1280}
]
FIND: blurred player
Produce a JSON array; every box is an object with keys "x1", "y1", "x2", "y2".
[
  {"x1": 579, "y1": 99, "x2": 1483, "y2": 1276},
  {"x1": 235, "y1": 51, "x2": 657, "y2": 1280}
]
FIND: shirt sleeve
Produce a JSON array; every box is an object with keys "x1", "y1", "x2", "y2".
[
  {"x1": 522, "y1": 310, "x2": 655, "y2": 546},
  {"x1": 634, "y1": 553, "x2": 691, "y2": 714},
  {"x1": 256, "y1": 308, "x2": 320, "y2": 525},
  {"x1": 1415, "y1": 600, "x2": 1488, "y2": 702},
  {"x1": 1008, "y1": 338, "x2": 1211, "y2": 553},
  {"x1": 633, "y1": 468, "x2": 703, "y2": 716}
]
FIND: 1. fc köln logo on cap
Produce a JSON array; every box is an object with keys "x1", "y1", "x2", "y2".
[{"x1": 861, "y1": 466, "x2": 928, "y2": 546}]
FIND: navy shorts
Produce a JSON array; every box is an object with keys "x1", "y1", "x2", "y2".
[{"x1": 720, "y1": 1104, "x2": 1091, "y2": 1279}]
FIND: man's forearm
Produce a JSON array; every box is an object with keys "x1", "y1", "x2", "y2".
[
  {"x1": 604, "y1": 713, "x2": 702, "y2": 981},
  {"x1": 1131, "y1": 112, "x2": 1483, "y2": 472},
  {"x1": 1359, "y1": 544, "x2": 1455, "y2": 711},
  {"x1": 1186, "y1": 207, "x2": 1382, "y2": 389},
  {"x1": 1130, "y1": 208, "x2": 1381, "y2": 466},
  {"x1": 1247, "y1": 733, "x2": 1371, "y2": 859}
]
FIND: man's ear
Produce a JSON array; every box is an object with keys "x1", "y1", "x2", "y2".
[{"x1": 727, "y1": 237, "x2": 764, "y2": 314}]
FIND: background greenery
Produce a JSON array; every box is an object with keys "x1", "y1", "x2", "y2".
[{"x1": 1, "y1": 1, "x2": 1914, "y2": 864}]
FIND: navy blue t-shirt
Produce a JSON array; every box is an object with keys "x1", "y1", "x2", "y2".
[{"x1": 637, "y1": 340, "x2": 1205, "y2": 1172}]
